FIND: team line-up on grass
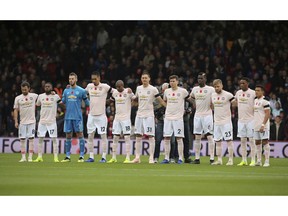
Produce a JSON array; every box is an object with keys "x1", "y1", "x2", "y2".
[{"x1": 13, "y1": 71, "x2": 272, "y2": 167}]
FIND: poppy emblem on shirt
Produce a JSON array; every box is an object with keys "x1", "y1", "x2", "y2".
[
  {"x1": 172, "y1": 93, "x2": 175, "y2": 96},
  {"x1": 217, "y1": 97, "x2": 220, "y2": 100},
  {"x1": 71, "y1": 91, "x2": 74, "y2": 94},
  {"x1": 243, "y1": 94, "x2": 245, "y2": 97},
  {"x1": 119, "y1": 94, "x2": 122, "y2": 97},
  {"x1": 200, "y1": 90, "x2": 202, "y2": 93},
  {"x1": 94, "y1": 87, "x2": 97, "y2": 90},
  {"x1": 25, "y1": 98, "x2": 28, "y2": 101},
  {"x1": 46, "y1": 98, "x2": 49, "y2": 101}
]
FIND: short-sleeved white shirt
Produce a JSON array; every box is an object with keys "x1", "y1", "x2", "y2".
[
  {"x1": 36, "y1": 93, "x2": 60, "y2": 124},
  {"x1": 112, "y1": 88, "x2": 134, "y2": 121},
  {"x1": 86, "y1": 82, "x2": 112, "y2": 116},
  {"x1": 235, "y1": 88, "x2": 255, "y2": 123},
  {"x1": 190, "y1": 85, "x2": 214, "y2": 116},
  {"x1": 164, "y1": 87, "x2": 189, "y2": 120},
  {"x1": 212, "y1": 90, "x2": 234, "y2": 125},
  {"x1": 14, "y1": 93, "x2": 38, "y2": 125},
  {"x1": 135, "y1": 84, "x2": 159, "y2": 118}
]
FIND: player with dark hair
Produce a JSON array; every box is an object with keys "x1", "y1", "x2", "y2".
[
  {"x1": 253, "y1": 85, "x2": 271, "y2": 167},
  {"x1": 61, "y1": 72, "x2": 90, "y2": 162},
  {"x1": 33, "y1": 82, "x2": 61, "y2": 162},
  {"x1": 13, "y1": 81, "x2": 38, "y2": 162},
  {"x1": 189, "y1": 72, "x2": 215, "y2": 164},
  {"x1": 234, "y1": 77, "x2": 256, "y2": 166},
  {"x1": 84, "y1": 71, "x2": 113, "y2": 163}
]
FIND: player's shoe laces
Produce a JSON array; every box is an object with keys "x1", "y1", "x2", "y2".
[
  {"x1": 211, "y1": 160, "x2": 223, "y2": 165},
  {"x1": 61, "y1": 157, "x2": 71, "y2": 162},
  {"x1": 237, "y1": 160, "x2": 248, "y2": 166},
  {"x1": 33, "y1": 157, "x2": 43, "y2": 162},
  {"x1": 19, "y1": 158, "x2": 27, "y2": 162},
  {"x1": 255, "y1": 161, "x2": 262, "y2": 166},
  {"x1": 107, "y1": 158, "x2": 117, "y2": 163},
  {"x1": 160, "y1": 159, "x2": 170, "y2": 164},
  {"x1": 131, "y1": 158, "x2": 141, "y2": 163},
  {"x1": 78, "y1": 157, "x2": 84, "y2": 162},
  {"x1": 190, "y1": 159, "x2": 200, "y2": 164},
  {"x1": 123, "y1": 158, "x2": 131, "y2": 163},
  {"x1": 99, "y1": 158, "x2": 106, "y2": 163},
  {"x1": 54, "y1": 157, "x2": 59, "y2": 163},
  {"x1": 226, "y1": 159, "x2": 233, "y2": 166},
  {"x1": 263, "y1": 161, "x2": 270, "y2": 167},
  {"x1": 85, "y1": 158, "x2": 94, "y2": 162},
  {"x1": 249, "y1": 160, "x2": 256, "y2": 166},
  {"x1": 177, "y1": 159, "x2": 183, "y2": 164}
]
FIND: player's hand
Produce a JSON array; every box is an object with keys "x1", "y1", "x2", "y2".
[
  {"x1": 259, "y1": 125, "x2": 265, "y2": 133},
  {"x1": 66, "y1": 84, "x2": 70, "y2": 89},
  {"x1": 51, "y1": 91, "x2": 56, "y2": 95},
  {"x1": 15, "y1": 122, "x2": 19, "y2": 129},
  {"x1": 127, "y1": 88, "x2": 132, "y2": 93}
]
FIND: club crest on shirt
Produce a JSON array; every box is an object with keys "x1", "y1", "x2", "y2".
[
  {"x1": 30, "y1": 97, "x2": 33, "y2": 100},
  {"x1": 99, "y1": 87, "x2": 102, "y2": 91},
  {"x1": 204, "y1": 90, "x2": 207, "y2": 93},
  {"x1": 222, "y1": 97, "x2": 225, "y2": 100},
  {"x1": 247, "y1": 94, "x2": 250, "y2": 97},
  {"x1": 177, "y1": 93, "x2": 181, "y2": 97},
  {"x1": 124, "y1": 94, "x2": 127, "y2": 97},
  {"x1": 147, "y1": 91, "x2": 150, "y2": 94},
  {"x1": 76, "y1": 91, "x2": 79, "y2": 95}
]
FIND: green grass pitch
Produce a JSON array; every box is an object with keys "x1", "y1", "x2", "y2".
[{"x1": 0, "y1": 154, "x2": 288, "y2": 195}]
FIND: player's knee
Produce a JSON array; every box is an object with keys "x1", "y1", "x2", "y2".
[
  {"x1": 255, "y1": 140, "x2": 261, "y2": 145},
  {"x1": 262, "y1": 139, "x2": 269, "y2": 145}
]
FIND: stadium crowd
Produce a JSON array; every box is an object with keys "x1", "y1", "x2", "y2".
[{"x1": 0, "y1": 21, "x2": 288, "y2": 140}]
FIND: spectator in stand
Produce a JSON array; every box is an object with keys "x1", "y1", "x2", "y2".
[
  {"x1": 271, "y1": 101, "x2": 283, "y2": 120},
  {"x1": 270, "y1": 115, "x2": 286, "y2": 141}
]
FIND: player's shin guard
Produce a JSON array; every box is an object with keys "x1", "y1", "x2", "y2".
[
  {"x1": 249, "y1": 138, "x2": 256, "y2": 162},
  {"x1": 135, "y1": 136, "x2": 142, "y2": 159},
  {"x1": 65, "y1": 138, "x2": 72, "y2": 157},
  {"x1": 52, "y1": 137, "x2": 58, "y2": 158},
  {"x1": 149, "y1": 137, "x2": 155, "y2": 160},
  {"x1": 20, "y1": 139, "x2": 26, "y2": 159},
  {"x1": 215, "y1": 141, "x2": 222, "y2": 161},
  {"x1": 264, "y1": 143, "x2": 270, "y2": 162},
  {"x1": 177, "y1": 138, "x2": 184, "y2": 161},
  {"x1": 28, "y1": 138, "x2": 34, "y2": 159},
  {"x1": 207, "y1": 135, "x2": 215, "y2": 160},
  {"x1": 79, "y1": 137, "x2": 85, "y2": 157},
  {"x1": 227, "y1": 140, "x2": 234, "y2": 161},
  {"x1": 112, "y1": 136, "x2": 120, "y2": 159},
  {"x1": 240, "y1": 137, "x2": 247, "y2": 162},
  {"x1": 194, "y1": 135, "x2": 201, "y2": 160},
  {"x1": 164, "y1": 138, "x2": 170, "y2": 160},
  {"x1": 256, "y1": 144, "x2": 262, "y2": 162},
  {"x1": 124, "y1": 135, "x2": 131, "y2": 160},
  {"x1": 101, "y1": 134, "x2": 108, "y2": 159},
  {"x1": 88, "y1": 132, "x2": 95, "y2": 159},
  {"x1": 38, "y1": 137, "x2": 43, "y2": 157}
]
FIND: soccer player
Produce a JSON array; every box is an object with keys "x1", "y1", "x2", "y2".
[
  {"x1": 13, "y1": 81, "x2": 38, "y2": 162},
  {"x1": 189, "y1": 72, "x2": 215, "y2": 164},
  {"x1": 107, "y1": 80, "x2": 134, "y2": 163},
  {"x1": 131, "y1": 70, "x2": 166, "y2": 163},
  {"x1": 61, "y1": 72, "x2": 90, "y2": 162},
  {"x1": 234, "y1": 77, "x2": 256, "y2": 166},
  {"x1": 253, "y1": 85, "x2": 271, "y2": 167},
  {"x1": 85, "y1": 71, "x2": 112, "y2": 163},
  {"x1": 211, "y1": 79, "x2": 235, "y2": 166},
  {"x1": 34, "y1": 82, "x2": 61, "y2": 162},
  {"x1": 161, "y1": 75, "x2": 189, "y2": 164}
]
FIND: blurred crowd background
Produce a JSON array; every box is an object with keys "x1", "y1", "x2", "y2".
[{"x1": 0, "y1": 21, "x2": 287, "y2": 140}]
